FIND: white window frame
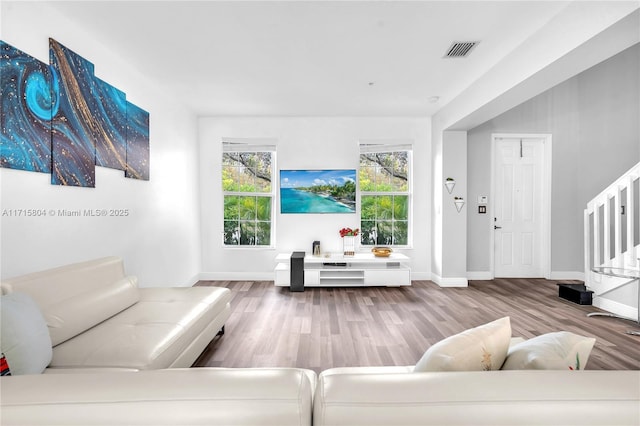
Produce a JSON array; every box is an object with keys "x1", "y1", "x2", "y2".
[
  {"x1": 222, "y1": 139, "x2": 276, "y2": 248},
  {"x1": 358, "y1": 141, "x2": 413, "y2": 248}
]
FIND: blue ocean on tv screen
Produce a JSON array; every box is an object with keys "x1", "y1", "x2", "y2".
[
  {"x1": 281, "y1": 188, "x2": 354, "y2": 213},
  {"x1": 280, "y1": 170, "x2": 356, "y2": 214}
]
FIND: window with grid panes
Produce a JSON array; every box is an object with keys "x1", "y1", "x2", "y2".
[
  {"x1": 359, "y1": 146, "x2": 411, "y2": 247},
  {"x1": 222, "y1": 144, "x2": 275, "y2": 247}
]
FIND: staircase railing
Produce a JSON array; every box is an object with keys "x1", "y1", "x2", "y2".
[{"x1": 583, "y1": 161, "x2": 639, "y2": 330}]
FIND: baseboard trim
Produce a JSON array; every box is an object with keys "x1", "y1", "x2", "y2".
[
  {"x1": 467, "y1": 271, "x2": 492, "y2": 280},
  {"x1": 196, "y1": 271, "x2": 586, "y2": 284},
  {"x1": 198, "y1": 272, "x2": 275, "y2": 282},
  {"x1": 549, "y1": 271, "x2": 585, "y2": 281},
  {"x1": 593, "y1": 297, "x2": 638, "y2": 322},
  {"x1": 410, "y1": 272, "x2": 431, "y2": 281},
  {"x1": 198, "y1": 272, "x2": 435, "y2": 283},
  {"x1": 464, "y1": 271, "x2": 586, "y2": 281},
  {"x1": 431, "y1": 273, "x2": 468, "y2": 288}
]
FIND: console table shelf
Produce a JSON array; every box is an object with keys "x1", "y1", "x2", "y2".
[{"x1": 274, "y1": 252, "x2": 411, "y2": 288}]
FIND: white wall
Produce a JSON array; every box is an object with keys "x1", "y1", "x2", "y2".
[
  {"x1": 198, "y1": 117, "x2": 431, "y2": 280},
  {"x1": 0, "y1": 2, "x2": 202, "y2": 286},
  {"x1": 441, "y1": 131, "x2": 467, "y2": 283},
  {"x1": 467, "y1": 44, "x2": 640, "y2": 280}
]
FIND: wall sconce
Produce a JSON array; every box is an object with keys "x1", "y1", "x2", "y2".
[{"x1": 445, "y1": 178, "x2": 455, "y2": 194}]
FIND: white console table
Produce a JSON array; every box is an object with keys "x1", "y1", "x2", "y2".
[{"x1": 274, "y1": 252, "x2": 411, "y2": 288}]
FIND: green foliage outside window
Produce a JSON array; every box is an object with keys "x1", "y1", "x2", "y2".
[
  {"x1": 359, "y1": 151, "x2": 410, "y2": 246},
  {"x1": 222, "y1": 152, "x2": 272, "y2": 246}
]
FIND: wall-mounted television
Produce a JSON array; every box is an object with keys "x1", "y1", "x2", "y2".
[{"x1": 280, "y1": 169, "x2": 356, "y2": 214}]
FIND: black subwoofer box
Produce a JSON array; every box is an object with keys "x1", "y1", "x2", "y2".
[{"x1": 557, "y1": 282, "x2": 593, "y2": 305}]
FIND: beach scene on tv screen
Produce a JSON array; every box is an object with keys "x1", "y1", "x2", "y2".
[{"x1": 280, "y1": 170, "x2": 356, "y2": 213}]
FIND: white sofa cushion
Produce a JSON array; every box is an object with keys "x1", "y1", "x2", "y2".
[
  {"x1": 1, "y1": 257, "x2": 139, "y2": 346},
  {"x1": 50, "y1": 287, "x2": 232, "y2": 370},
  {"x1": 313, "y1": 370, "x2": 640, "y2": 426},
  {"x1": 501, "y1": 331, "x2": 596, "y2": 370},
  {"x1": 45, "y1": 275, "x2": 140, "y2": 346},
  {"x1": 0, "y1": 292, "x2": 52, "y2": 374},
  {"x1": 414, "y1": 316, "x2": 511, "y2": 372}
]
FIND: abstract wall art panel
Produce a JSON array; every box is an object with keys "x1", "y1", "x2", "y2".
[
  {"x1": 1, "y1": 38, "x2": 149, "y2": 187},
  {"x1": 125, "y1": 101, "x2": 150, "y2": 180},
  {"x1": 49, "y1": 38, "x2": 97, "y2": 187},
  {"x1": 0, "y1": 41, "x2": 53, "y2": 173},
  {"x1": 94, "y1": 78, "x2": 127, "y2": 171}
]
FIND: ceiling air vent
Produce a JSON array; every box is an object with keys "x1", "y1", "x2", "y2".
[{"x1": 444, "y1": 41, "x2": 479, "y2": 58}]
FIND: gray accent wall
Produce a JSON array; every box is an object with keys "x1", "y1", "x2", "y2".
[{"x1": 467, "y1": 43, "x2": 640, "y2": 276}]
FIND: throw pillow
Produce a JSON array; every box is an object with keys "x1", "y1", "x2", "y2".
[
  {"x1": 501, "y1": 331, "x2": 596, "y2": 370},
  {"x1": 0, "y1": 292, "x2": 53, "y2": 374},
  {"x1": 413, "y1": 316, "x2": 511, "y2": 372},
  {"x1": 1, "y1": 353, "x2": 11, "y2": 376}
]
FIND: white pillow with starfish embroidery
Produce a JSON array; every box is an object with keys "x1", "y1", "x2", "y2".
[{"x1": 413, "y1": 317, "x2": 511, "y2": 372}]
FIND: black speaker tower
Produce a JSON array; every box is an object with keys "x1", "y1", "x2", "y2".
[{"x1": 290, "y1": 251, "x2": 305, "y2": 292}]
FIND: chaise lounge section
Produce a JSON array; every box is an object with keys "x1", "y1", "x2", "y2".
[{"x1": 0, "y1": 256, "x2": 231, "y2": 371}]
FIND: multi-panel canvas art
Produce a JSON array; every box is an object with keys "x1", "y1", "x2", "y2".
[{"x1": 0, "y1": 38, "x2": 150, "y2": 187}]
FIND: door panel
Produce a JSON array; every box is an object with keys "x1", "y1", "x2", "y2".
[
  {"x1": 501, "y1": 233, "x2": 513, "y2": 266},
  {"x1": 494, "y1": 137, "x2": 545, "y2": 277}
]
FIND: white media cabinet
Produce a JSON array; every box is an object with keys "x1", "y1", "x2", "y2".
[{"x1": 274, "y1": 252, "x2": 411, "y2": 288}]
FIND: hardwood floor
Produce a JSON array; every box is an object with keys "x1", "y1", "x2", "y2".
[{"x1": 193, "y1": 279, "x2": 640, "y2": 373}]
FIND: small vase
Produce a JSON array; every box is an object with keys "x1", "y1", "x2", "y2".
[{"x1": 342, "y1": 235, "x2": 356, "y2": 257}]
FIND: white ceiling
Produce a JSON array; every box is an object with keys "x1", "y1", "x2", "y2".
[{"x1": 44, "y1": 1, "x2": 629, "y2": 117}]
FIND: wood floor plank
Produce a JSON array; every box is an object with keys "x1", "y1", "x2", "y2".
[{"x1": 193, "y1": 279, "x2": 640, "y2": 373}]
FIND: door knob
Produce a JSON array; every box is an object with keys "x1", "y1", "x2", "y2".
[{"x1": 494, "y1": 225, "x2": 502, "y2": 230}]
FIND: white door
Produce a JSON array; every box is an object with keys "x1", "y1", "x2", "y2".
[{"x1": 493, "y1": 137, "x2": 546, "y2": 277}]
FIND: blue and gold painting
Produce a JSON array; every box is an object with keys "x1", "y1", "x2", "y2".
[
  {"x1": 49, "y1": 38, "x2": 97, "y2": 187},
  {"x1": 0, "y1": 41, "x2": 54, "y2": 173},
  {"x1": 1, "y1": 38, "x2": 149, "y2": 187},
  {"x1": 125, "y1": 101, "x2": 149, "y2": 180},
  {"x1": 94, "y1": 78, "x2": 127, "y2": 171}
]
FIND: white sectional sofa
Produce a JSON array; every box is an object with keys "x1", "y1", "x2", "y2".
[
  {"x1": 0, "y1": 256, "x2": 231, "y2": 370},
  {"x1": 0, "y1": 367, "x2": 638, "y2": 425},
  {"x1": 1, "y1": 258, "x2": 638, "y2": 425}
]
